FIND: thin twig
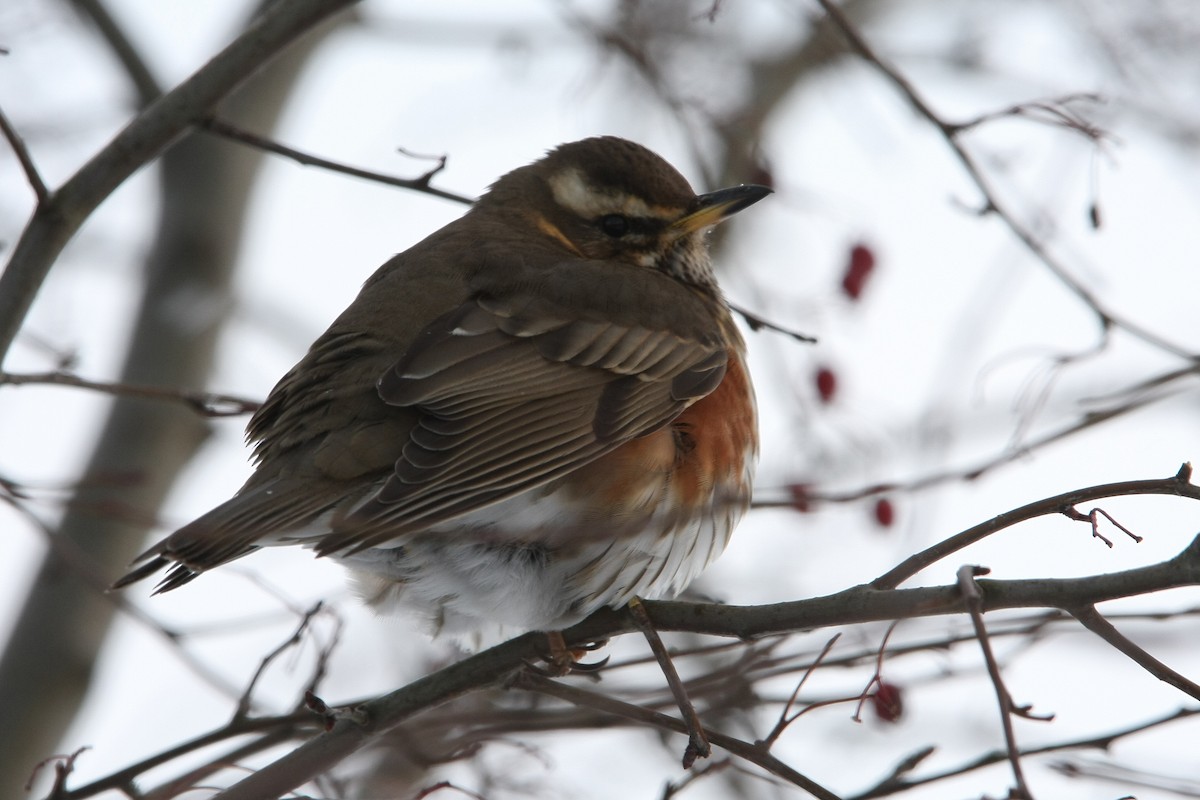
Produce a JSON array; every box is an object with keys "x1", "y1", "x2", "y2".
[
  {"x1": 0, "y1": 105, "x2": 50, "y2": 204},
  {"x1": 26, "y1": 747, "x2": 89, "y2": 798},
  {"x1": 1, "y1": 488, "x2": 245, "y2": 699},
  {"x1": 69, "y1": 0, "x2": 164, "y2": 104},
  {"x1": 0, "y1": 370, "x2": 261, "y2": 416},
  {"x1": 629, "y1": 596, "x2": 711, "y2": 767},
  {"x1": 0, "y1": 0, "x2": 359, "y2": 364},
  {"x1": 763, "y1": 633, "x2": 840, "y2": 746},
  {"x1": 516, "y1": 672, "x2": 844, "y2": 800},
  {"x1": 201, "y1": 117, "x2": 475, "y2": 205},
  {"x1": 198, "y1": 527, "x2": 1200, "y2": 800},
  {"x1": 849, "y1": 708, "x2": 1199, "y2": 799},
  {"x1": 958, "y1": 565, "x2": 1043, "y2": 799},
  {"x1": 756, "y1": 390, "x2": 1188, "y2": 510},
  {"x1": 812, "y1": 0, "x2": 1193, "y2": 361},
  {"x1": 728, "y1": 301, "x2": 818, "y2": 344},
  {"x1": 1049, "y1": 754, "x2": 1200, "y2": 797},
  {"x1": 951, "y1": 93, "x2": 1109, "y2": 141},
  {"x1": 1069, "y1": 605, "x2": 1200, "y2": 701},
  {"x1": 140, "y1": 729, "x2": 298, "y2": 800},
  {"x1": 59, "y1": 713, "x2": 311, "y2": 799},
  {"x1": 869, "y1": 464, "x2": 1197, "y2": 589},
  {"x1": 851, "y1": 621, "x2": 899, "y2": 723},
  {"x1": 234, "y1": 602, "x2": 326, "y2": 720}
]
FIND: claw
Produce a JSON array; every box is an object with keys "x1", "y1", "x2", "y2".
[
  {"x1": 533, "y1": 631, "x2": 611, "y2": 676},
  {"x1": 566, "y1": 654, "x2": 610, "y2": 672}
]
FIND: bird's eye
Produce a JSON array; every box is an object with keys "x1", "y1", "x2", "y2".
[{"x1": 599, "y1": 214, "x2": 629, "y2": 238}]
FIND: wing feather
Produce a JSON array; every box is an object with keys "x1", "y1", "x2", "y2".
[{"x1": 318, "y1": 283, "x2": 726, "y2": 554}]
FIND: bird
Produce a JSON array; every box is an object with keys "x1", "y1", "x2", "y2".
[{"x1": 115, "y1": 136, "x2": 768, "y2": 647}]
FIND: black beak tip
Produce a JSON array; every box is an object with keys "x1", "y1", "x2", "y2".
[
  {"x1": 697, "y1": 183, "x2": 774, "y2": 217},
  {"x1": 734, "y1": 183, "x2": 774, "y2": 210}
]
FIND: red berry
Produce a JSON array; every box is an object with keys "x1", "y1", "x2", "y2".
[
  {"x1": 815, "y1": 366, "x2": 837, "y2": 404},
  {"x1": 871, "y1": 681, "x2": 904, "y2": 723},
  {"x1": 787, "y1": 483, "x2": 811, "y2": 513},
  {"x1": 874, "y1": 498, "x2": 895, "y2": 528},
  {"x1": 841, "y1": 243, "x2": 876, "y2": 300}
]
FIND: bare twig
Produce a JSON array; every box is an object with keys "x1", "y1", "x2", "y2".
[
  {"x1": 851, "y1": 622, "x2": 898, "y2": 723},
  {"x1": 812, "y1": 0, "x2": 1193, "y2": 361},
  {"x1": 756, "y1": 389, "x2": 1188, "y2": 510},
  {"x1": 200, "y1": 527, "x2": 1200, "y2": 799},
  {"x1": 0, "y1": 0, "x2": 360, "y2": 364},
  {"x1": 140, "y1": 729, "x2": 298, "y2": 800},
  {"x1": 0, "y1": 370, "x2": 261, "y2": 416},
  {"x1": 957, "y1": 565, "x2": 1041, "y2": 799},
  {"x1": 869, "y1": 463, "x2": 1197, "y2": 589},
  {"x1": 60, "y1": 714, "x2": 313, "y2": 799},
  {"x1": 0, "y1": 105, "x2": 50, "y2": 204},
  {"x1": 234, "y1": 602, "x2": 326, "y2": 720},
  {"x1": 628, "y1": 596, "x2": 711, "y2": 767},
  {"x1": 1069, "y1": 605, "x2": 1200, "y2": 701},
  {"x1": 517, "y1": 672, "x2": 844, "y2": 800},
  {"x1": 1049, "y1": 754, "x2": 1200, "y2": 797},
  {"x1": 660, "y1": 758, "x2": 744, "y2": 800},
  {"x1": 729, "y1": 301, "x2": 818, "y2": 344},
  {"x1": 0, "y1": 487, "x2": 244, "y2": 699},
  {"x1": 1061, "y1": 505, "x2": 1144, "y2": 548},
  {"x1": 763, "y1": 633, "x2": 840, "y2": 746},
  {"x1": 201, "y1": 117, "x2": 475, "y2": 205},
  {"x1": 26, "y1": 747, "x2": 89, "y2": 798},
  {"x1": 850, "y1": 708, "x2": 1199, "y2": 799},
  {"x1": 951, "y1": 93, "x2": 1110, "y2": 142},
  {"x1": 69, "y1": 0, "x2": 164, "y2": 104}
]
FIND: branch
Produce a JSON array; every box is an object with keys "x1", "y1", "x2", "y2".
[
  {"x1": 68, "y1": 0, "x2": 164, "y2": 104},
  {"x1": 0, "y1": 0, "x2": 359, "y2": 365},
  {"x1": 850, "y1": 707, "x2": 1199, "y2": 799},
  {"x1": 0, "y1": 370, "x2": 261, "y2": 416},
  {"x1": 201, "y1": 117, "x2": 475, "y2": 205},
  {"x1": 811, "y1": 0, "x2": 1194, "y2": 361},
  {"x1": 209, "y1": 531, "x2": 1200, "y2": 798},
  {"x1": 957, "y1": 565, "x2": 1036, "y2": 798},
  {"x1": 1069, "y1": 605, "x2": 1200, "y2": 701},
  {"x1": 518, "y1": 673, "x2": 843, "y2": 800},
  {"x1": 0, "y1": 105, "x2": 49, "y2": 203},
  {"x1": 757, "y1": 387, "x2": 1187, "y2": 509},
  {"x1": 728, "y1": 301, "x2": 818, "y2": 344},
  {"x1": 871, "y1": 463, "x2": 1198, "y2": 589}
]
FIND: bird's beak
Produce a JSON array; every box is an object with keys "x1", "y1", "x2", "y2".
[{"x1": 672, "y1": 184, "x2": 773, "y2": 235}]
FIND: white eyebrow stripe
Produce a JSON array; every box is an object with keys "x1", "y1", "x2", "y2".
[{"x1": 548, "y1": 168, "x2": 679, "y2": 220}]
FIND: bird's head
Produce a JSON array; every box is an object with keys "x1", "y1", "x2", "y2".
[{"x1": 479, "y1": 136, "x2": 771, "y2": 289}]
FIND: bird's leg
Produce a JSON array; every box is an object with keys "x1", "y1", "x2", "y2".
[
  {"x1": 627, "y1": 596, "x2": 710, "y2": 768},
  {"x1": 534, "y1": 631, "x2": 610, "y2": 677}
]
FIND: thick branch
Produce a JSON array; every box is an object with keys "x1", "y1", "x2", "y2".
[
  {"x1": 213, "y1": 532, "x2": 1200, "y2": 798},
  {"x1": 0, "y1": 0, "x2": 359, "y2": 365}
]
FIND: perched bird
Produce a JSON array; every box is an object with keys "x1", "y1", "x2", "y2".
[{"x1": 116, "y1": 136, "x2": 767, "y2": 645}]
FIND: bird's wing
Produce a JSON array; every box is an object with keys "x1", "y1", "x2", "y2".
[
  {"x1": 315, "y1": 275, "x2": 728, "y2": 554},
  {"x1": 115, "y1": 259, "x2": 729, "y2": 590}
]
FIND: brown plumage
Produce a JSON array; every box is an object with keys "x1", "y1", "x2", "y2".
[{"x1": 115, "y1": 137, "x2": 767, "y2": 642}]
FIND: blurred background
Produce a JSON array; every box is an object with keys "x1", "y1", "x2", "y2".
[{"x1": 2, "y1": 1, "x2": 1199, "y2": 798}]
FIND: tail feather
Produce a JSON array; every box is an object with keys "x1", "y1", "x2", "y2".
[
  {"x1": 110, "y1": 555, "x2": 172, "y2": 590},
  {"x1": 109, "y1": 477, "x2": 345, "y2": 592}
]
